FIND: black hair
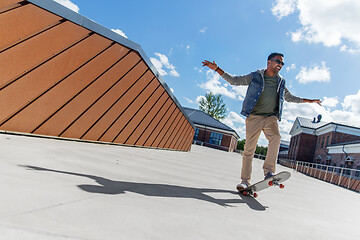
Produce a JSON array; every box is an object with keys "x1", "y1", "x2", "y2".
[{"x1": 267, "y1": 52, "x2": 284, "y2": 60}]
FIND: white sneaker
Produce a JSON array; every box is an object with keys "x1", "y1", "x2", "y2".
[{"x1": 236, "y1": 182, "x2": 250, "y2": 191}]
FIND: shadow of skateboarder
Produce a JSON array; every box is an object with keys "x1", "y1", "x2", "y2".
[{"x1": 22, "y1": 165, "x2": 266, "y2": 210}]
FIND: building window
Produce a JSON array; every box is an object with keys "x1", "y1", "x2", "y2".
[
  {"x1": 326, "y1": 136, "x2": 329, "y2": 147},
  {"x1": 321, "y1": 137, "x2": 325, "y2": 148},
  {"x1": 209, "y1": 132, "x2": 223, "y2": 146},
  {"x1": 316, "y1": 138, "x2": 321, "y2": 149},
  {"x1": 326, "y1": 155, "x2": 331, "y2": 165},
  {"x1": 316, "y1": 155, "x2": 322, "y2": 163},
  {"x1": 193, "y1": 129, "x2": 199, "y2": 140}
]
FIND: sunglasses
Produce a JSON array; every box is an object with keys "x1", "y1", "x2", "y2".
[{"x1": 269, "y1": 59, "x2": 285, "y2": 66}]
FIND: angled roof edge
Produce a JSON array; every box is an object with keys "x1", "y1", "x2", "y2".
[
  {"x1": 27, "y1": 0, "x2": 194, "y2": 129},
  {"x1": 318, "y1": 122, "x2": 360, "y2": 131},
  {"x1": 183, "y1": 107, "x2": 240, "y2": 139}
]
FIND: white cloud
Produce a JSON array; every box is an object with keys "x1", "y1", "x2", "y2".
[
  {"x1": 184, "y1": 97, "x2": 194, "y2": 104},
  {"x1": 271, "y1": 0, "x2": 297, "y2": 19},
  {"x1": 342, "y1": 89, "x2": 360, "y2": 115},
  {"x1": 282, "y1": 101, "x2": 323, "y2": 122},
  {"x1": 150, "y1": 57, "x2": 167, "y2": 76},
  {"x1": 279, "y1": 119, "x2": 295, "y2": 141},
  {"x1": 289, "y1": 29, "x2": 302, "y2": 42},
  {"x1": 221, "y1": 112, "x2": 246, "y2": 139},
  {"x1": 272, "y1": 0, "x2": 360, "y2": 52},
  {"x1": 340, "y1": 45, "x2": 360, "y2": 54},
  {"x1": 184, "y1": 94, "x2": 212, "y2": 106},
  {"x1": 231, "y1": 86, "x2": 247, "y2": 101},
  {"x1": 54, "y1": 0, "x2": 79, "y2": 13},
  {"x1": 286, "y1": 63, "x2": 296, "y2": 72},
  {"x1": 196, "y1": 95, "x2": 206, "y2": 104},
  {"x1": 169, "y1": 69, "x2": 180, "y2": 77},
  {"x1": 199, "y1": 27, "x2": 208, "y2": 34},
  {"x1": 198, "y1": 70, "x2": 248, "y2": 100},
  {"x1": 194, "y1": 67, "x2": 203, "y2": 73},
  {"x1": 150, "y1": 53, "x2": 180, "y2": 77},
  {"x1": 295, "y1": 61, "x2": 330, "y2": 84},
  {"x1": 198, "y1": 70, "x2": 238, "y2": 99},
  {"x1": 224, "y1": 111, "x2": 245, "y2": 125},
  {"x1": 322, "y1": 96, "x2": 339, "y2": 109},
  {"x1": 111, "y1": 29, "x2": 127, "y2": 39}
]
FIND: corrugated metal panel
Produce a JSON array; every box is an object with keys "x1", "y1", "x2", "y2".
[
  {"x1": 0, "y1": 0, "x2": 194, "y2": 151},
  {"x1": 0, "y1": 0, "x2": 22, "y2": 11}
]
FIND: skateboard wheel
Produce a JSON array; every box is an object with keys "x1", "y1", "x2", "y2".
[
  {"x1": 268, "y1": 181, "x2": 273, "y2": 186},
  {"x1": 253, "y1": 193, "x2": 258, "y2": 198},
  {"x1": 242, "y1": 191, "x2": 248, "y2": 196},
  {"x1": 279, "y1": 184, "x2": 285, "y2": 189}
]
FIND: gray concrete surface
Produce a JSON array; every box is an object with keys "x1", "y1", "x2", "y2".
[{"x1": 0, "y1": 133, "x2": 359, "y2": 240}]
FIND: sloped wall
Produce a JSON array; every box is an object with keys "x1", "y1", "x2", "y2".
[{"x1": 0, "y1": 0, "x2": 194, "y2": 151}]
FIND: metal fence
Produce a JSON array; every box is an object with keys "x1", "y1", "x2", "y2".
[{"x1": 278, "y1": 159, "x2": 360, "y2": 192}]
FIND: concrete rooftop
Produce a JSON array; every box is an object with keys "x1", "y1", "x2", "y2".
[{"x1": 0, "y1": 133, "x2": 359, "y2": 240}]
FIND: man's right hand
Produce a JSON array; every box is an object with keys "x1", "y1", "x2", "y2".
[{"x1": 202, "y1": 60, "x2": 218, "y2": 70}]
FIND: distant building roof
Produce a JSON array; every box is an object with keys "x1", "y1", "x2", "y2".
[
  {"x1": 184, "y1": 107, "x2": 239, "y2": 138},
  {"x1": 290, "y1": 116, "x2": 360, "y2": 137},
  {"x1": 296, "y1": 117, "x2": 328, "y2": 129}
]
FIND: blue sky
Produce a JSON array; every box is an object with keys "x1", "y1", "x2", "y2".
[{"x1": 55, "y1": 0, "x2": 360, "y2": 146}]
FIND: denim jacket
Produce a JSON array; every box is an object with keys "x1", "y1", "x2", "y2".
[{"x1": 221, "y1": 69, "x2": 302, "y2": 121}]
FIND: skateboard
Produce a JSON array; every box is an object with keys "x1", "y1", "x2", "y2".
[{"x1": 238, "y1": 171, "x2": 291, "y2": 198}]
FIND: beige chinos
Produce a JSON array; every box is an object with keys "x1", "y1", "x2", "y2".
[{"x1": 241, "y1": 114, "x2": 281, "y2": 184}]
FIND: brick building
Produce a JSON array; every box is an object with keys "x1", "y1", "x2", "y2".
[
  {"x1": 184, "y1": 108, "x2": 239, "y2": 152},
  {"x1": 327, "y1": 141, "x2": 360, "y2": 174},
  {"x1": 288, "y1": 116, "x2": 360, "y2": 170}
]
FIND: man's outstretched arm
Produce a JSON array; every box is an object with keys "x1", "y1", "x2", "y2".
[
  {"x1": 302, "y1": 98, "x2": 322, "y2": 106},
  {"x1": 284, "y1": 87, "x2": 322, "y2": 106},
  {"x1": 202, "y1": 60, "x2": 252, "y2": 86}
]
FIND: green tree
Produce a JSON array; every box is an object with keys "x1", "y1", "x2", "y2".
[
  {"x1": 237, "y1": 139, "x2": 268, "y2": 156},
  {"x1": 199, "y1": 92, "x2": 226, "y2": 120},
  {"x1": 256, "y1": 145, "x2": 268, "y2": 156},
  {"x1": 237, "y1": 139, "x2": 246, "y2": 151}
]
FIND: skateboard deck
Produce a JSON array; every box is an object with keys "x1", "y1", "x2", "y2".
[{"x1": 238, "y1": 171, "x2": 291, "y2": 198}]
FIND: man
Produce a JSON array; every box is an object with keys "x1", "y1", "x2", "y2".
[{"x1": 202, "y1": 53, "x2": 321, "y2": 191}]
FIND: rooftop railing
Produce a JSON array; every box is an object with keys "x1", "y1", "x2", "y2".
[{"x1": 278, "y1": 159, "x2": 360, "y2": 193}]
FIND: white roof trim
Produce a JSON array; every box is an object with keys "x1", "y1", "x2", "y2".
[
  {"x1": 327, "y1": 143, "x2": 360, "y2": 154},
  {"x1": 194, "y1": 124, "x2": 239, "y2": 139}
]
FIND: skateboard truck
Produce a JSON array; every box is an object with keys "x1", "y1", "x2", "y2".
[
  {"x1": 241, "y1": 190, "x2": 258, "y2": 198},
  {"x1": 268, "y1": 180, "x2": 285, "y2": 189}
]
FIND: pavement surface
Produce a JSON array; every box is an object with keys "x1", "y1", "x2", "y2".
[{"x1": 0, "y1": 133, "x2": 359, "y2": 240}]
